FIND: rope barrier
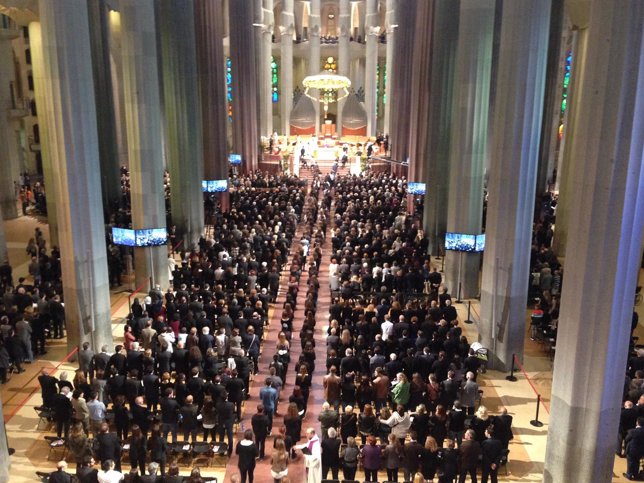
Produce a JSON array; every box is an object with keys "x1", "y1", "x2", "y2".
[{"x1": 513, "y1": 353, "x2": 550, "y2": 415}]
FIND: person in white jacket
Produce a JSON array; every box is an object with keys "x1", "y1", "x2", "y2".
[{"x1": 380, "y1": 405, "x2": 412, "y2": 444}]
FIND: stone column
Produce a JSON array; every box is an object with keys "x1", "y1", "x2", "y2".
[
  {"x1": 478, "y1": 0, "x2": 551, "y2": 371},
  {"x1": 423, "y1": 0, "x2": 458, "y2": 254},
  {"x1": 28, "y1": 21, "x2": 58, "y2": 246},
  {"x1": 0, "y1": 208, "x2": 6, "y2": 264},
  {"x1": 87, "y1": 0, "x2": 120, "y2": 215},
  {"x1": 444, "y1": 0, "x2": 494, "y2": 299},
  {"x1": 383, "y1": 0, "x2": 395, "y2": 136},
  {"x1": 229, "y1": 0, "x2": 259, "y2": 173},
  {"x1": 388, "y1": 0, "x2": 415, "y2": 176},
  {"x1": 535, "y1": 0, "x2": 565, "y2": 193},
  {"x1": 337, "y1": 0, "x2": 350, "y2": 136},
  {"x1": 543, "y1": 2, "x2": 644, "y2": 481},
  {"x1": 0, "y1": 395, "x2": 9, "y2": 482},
  {"x1": 309, "y1": 0, "x2": 320, "y2": 133},
  {"x1": 107, "y1": 10, "x2": 130, "y2": 169},
  {"x1": 38, "y1": 0, "x2": 113, "y2": 353},
  {"x1": 195, "y1": 0, "x2": 229, "y2": 212},
  {"x1": 280, "y1": 0, "x2": 294, "y2": 136},
  {"x1": 407, "y1": 0, "x2": 433, "y2": 210},
  {"x1": 157, "y1": 0, "x2": 205, "y2": 248},
  {"x1": 262, "y1": 0, "x2": 274, "y2": 136},
  {"x1": 0, "y1": 24, "x2": 19, "y2": 220},
  {"x1": 120, "y1": 0, "x2": 169, "y2": 292},
  {"x1": 364, "y1": 0, "x2": 378, "y2": 136}
]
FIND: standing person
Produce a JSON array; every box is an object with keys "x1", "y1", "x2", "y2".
[
  {"x1": 383, "y1": 433, "x2": 402, "y2": 482},
  {"x1": 148, "y1": 425, "x2": 167, "y2": 476},
  {"x1": 259, "y1": 378, "x2": 278, "y2": 432},
  {"x1": 79, "y1": 342, "x2": 95, "y2": 382},
  {"x1": 480, "y1": 427, "x2": 503, "y2": 483},
  {"x1": 321, "y1": 427, "x2": 341, "y2": 480},
  {"x1": 180, "y1": 395, "x2": 199, "y2": 443},
  {"x1": 236, "y1": 429, "x2": 259, "y2": 483},
  {"x1": 340, "y1": 436, "x2": 360, "y2": 480},
  {"x1": 251, "y1": 404, "x2": 270, "y2": 459},
  {"x1": 128, "y1": 425, "x2": 147, "y2": 476},
  {"x1": 271, "y1": 437, "x2": 289, "y2": 483},
  {"x1": 624, "y1": 417, "x2": 644, "y2": 481},
  {"x1": 422, "y1": 436, "x2": 440, "y2": 481},
  {"x1": 403, "y1": 431, "x2": 424, "y2": 481},
  {"x1": 437, "y1": 439, "x2": 459, "y2": 483},
  {"x1": 458, "y1": 429, "x2": 481, "y2": 483},
  {"x1": 96, "y1": 423, "x2": 122, "y2": 472},
  {"x1": 460, "y1": 371, "x2": 480, "y2": 416},
  {"x1": 296, "y1": 428, "x2": 322, "y2": 483},
  {"x1": 53, "y1": 387, "x2": 73, "y2": 440},
  {"x1": 361, "y1": 435, "x2": 382, "y2": 482}
]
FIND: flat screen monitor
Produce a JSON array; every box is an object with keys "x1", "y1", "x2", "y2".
[
  {"x1": 202, "y1": 180, "x2": 228, "y2": 193},
  {"x1": 407, "y1": 182, "x2": 426, "y2": 195},
  {"x1": 445, "y1": 232, "x2": 476, "y2": 252},
  {"x1": 475, "y1": 234, "x2": 486, "y2": 252},
  {"x1": 112, "y1": 227, "x2": 136, "y2": 247},
  {"x1": 229, "y1": 154, "x2": 242, "y2": 165},
  {"x1": 135, "y1": 228, "x2": 168, "y2": 247}
]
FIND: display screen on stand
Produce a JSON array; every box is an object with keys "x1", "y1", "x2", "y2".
[
  {"x1": 202, "y1": 180, "x2": 229, "y2": 192},
  {"x1": 407, "y1": 182, "x2": 426, "y2": 195}
]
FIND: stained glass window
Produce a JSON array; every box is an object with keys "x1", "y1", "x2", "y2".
[
  {"x1": 226, "y1": 57, "x2": 232, "y2": 122},
  {"x1": 558, "y1": 51, "x2": 572, "y2": 139},
  {"x1": 271, "y1": 56, "x2": 279, "y2": 103}
]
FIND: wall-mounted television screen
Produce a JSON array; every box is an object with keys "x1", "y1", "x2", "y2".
[
  {"x1": 475, "y1": 234, "x2": 486, "y2": 252},
  {"x1": 445, "y1": 232, "x2": 476, "y2": 252},
  {"x1": 135, "y1": 228, "x2": 168, "y2": 247},
  {"x1": 229, "y1": 154, "x2": 242, "y2": 165},
  {"x1": 112, "y1": 227, "x2": 135, "y2": 247},
  {"x1": 202, "y1": 180, "x2": 228, "y2": 193},
  {"x1": 407, "y1": 182, "x2": 426, "y2": 195}
]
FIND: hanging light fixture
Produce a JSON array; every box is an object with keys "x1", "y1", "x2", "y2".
[{"x1": 302, "y1": 70, "x2": 351, "y2": 118}]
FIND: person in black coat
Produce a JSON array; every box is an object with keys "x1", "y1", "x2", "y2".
[
  {"x1": 180, "y1": 395, "x2": 199, "y2": 443},
  {"x1": 48, "y1": 460, "x2": 74, "y2": 483},
  {"x1": 492, "y1": 407, "x2": 514, "y2": 450},
  {"x1": 480, "y1": 428, "x2": 504, "y2": 483},
  {"x1": 39, "y1": 368, "x2": 59, "y2": 407},
  {"x1": 160, "y1": 389, "x2": 180, "y2": 443},
  {"x1": 217, "y1": 397, "x2": 236, "y2": 456},
  {"x1": 321, "y1": 427, "x2": 342, "y2": 480},
  {"x1": 225, "y1": 370, "x2": 246, "y2": 421},
  {"x1": 625, "y1": 417, "x2": 644, "y2": 480},
  {"x1": 437, "y1": 440, "x2": 458, "y2": 483},
  {"x1": 52, "y1": 388, "x2": 73, "y2": 440},
  {"x1": 142, "y1": 370, "x2": 160, "y2": 413},
  {"x1": 340, "y1": 406, "x2": 358, "y2": 443},
  {"x1": 96, "y1": 423, "x2": 122, "y2": 471},
  {"x1": 236, "y1": 429, "x2": 258, "y2": 483},
  {"x1": 148, "y1": 426, "x2": 167, "y2": 476},
  {"x1": 250, "y1": 404, "x2": 270, "y2": 459},
  {"x1": 131, "y1": 396, "x2": 152, "y2": 436},
  {"x1": 128, "y1": 424, "x2": 147, "y2": 476},
  {"x1": 113, "y1": 395, "x2": 130, "y2": 441}
]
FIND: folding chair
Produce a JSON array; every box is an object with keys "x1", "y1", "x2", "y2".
[
  {"x1": 192, "y1": 442, "x2": 213, "y2": 467},
  {"x1": 34, "y1": 406, "x2": 53, "y2": 430},
  {"x1": 45, "y1": 436, "x2": 66, "y2": 461},
  {"x1": 35, "y1": 471, "x2": 49, "y2": 483}
]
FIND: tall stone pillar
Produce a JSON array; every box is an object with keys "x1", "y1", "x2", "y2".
[
  {"x1": 0, "y1": 395, "x2": 10, "y2": 482},
  {"x1": 0, "y1": 209, "x2": 6, "y2": 264},
  {"x1": 407, "y1": 0, "x2": 433, "y2": 210},
  {"x1": 364, "y1": 0, "x2": 378, "y2": 136},
  {"x1": 543, "y1": 2, "x2": 644, "y2": 481},
  {"x1": 0, "y1": 24, "x2": 19, "y2": 220},
  {"x1": 552, "y1": 23, "x2": 589, "y2": 257},
  {"x1": 337, "y1": 0, "x2": 350, "y2": 137},
  {"x1": 280, "y1": 0, "x2": 294, "y2": 136},
  {"x1": 479, "y1": 0, "x2": 551, "y2": 371},
  {"x1": 383, "y1": 0, "x2": 395, "y2": 136},
  {"x1": 87, "y1": 0, "x2": 120, "y2": 215},
  {"x1": 262, "y1": 0, "x2": 274, "y2": 136},
  {"x1": 120, "y1": 0, "x2": 169, "y2": 292},
  {"x1": 229, "y1": 0, "x2": 259, "y2": 173},
  {"x1": 309, "y1": 0, "x2": 320, "y2": 133},
  {"x1": 28, "y1": 22, "x2": 58, "y2": 247},
  {"x1": 157, "y1": 0, "x2": 205, "y2": 248},
  {"x1": 535, "y1": 0, "x2": 565, "y2": 194},
  {"x1": 38, "y1": 0, "x2": 113, "y2": 353},
  {"x1": 444, "y1": 0, "x2": 494, "y2": 299},
  {"x1": 423, "y1": 0, "x2": 459, "y2": 254},
  {"x1": 388, "y1": 0, "x2": 415, "y2": 175},
  {"x1": 195, "y1": 0, "x2": 229, "y2": 214},
  {"x1": 107, "y1": 10, "x2": 130, "y2": 169}
]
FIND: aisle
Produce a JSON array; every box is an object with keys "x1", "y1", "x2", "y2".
[{"x1": 224, "y1": 184, "x2": 331, "y2": 482}]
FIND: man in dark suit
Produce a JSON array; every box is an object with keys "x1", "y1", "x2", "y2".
[
  {"x1": 625, "y1": 417, "x2": 644, "y2": 480},
  {"x1": 96, "y1": 423, "x2": 121, "y2": 471},
  {"x1": 493, "y1": 407, "x2": 514, "y2": 450},
  {"x1": 225, "y1": 370, "x2": 245, "y2": 421},
  {"x1": 180, "y1": 395, "x2": 199, "y2": 443},
  {"x1": 52, "y1": 387, "x2": 73, "y2": 440},
  {"x1": 143, "y1": 369, "x2": 160, "y2": 413},
  {"x1": 93, "y1": 345, "x2": 111, "y2": 374},
  {"x1": 481, "y1": 428, "x2": 504, "y2": 483},
  {"x1": 160, "y1": 388, "x2": 180, "y2": 443},
  {"x1": 459, "y1": 429, "x2": 481, "y2": 483},
  {"x1": 39, "y1": 368, "x2": 58, "y2": 408},
  {"x1": 171, "y1": 342, "x2": 189, "y2": 375},
  {"x1": 403, "y1": 431, "x2": 424, "y2": 481},
  {"x1": 216, "y1": 396, "x2": 236, "y2": 456},
  {"x1": 251, "y1": 404, "x2": 270, "y2": 459},
  {"x1": 131, "y1": 396, "x2": 152, "y2": 436},
  {"x1": 48, "y1": 460, "x2": 73, "y2": 483}
]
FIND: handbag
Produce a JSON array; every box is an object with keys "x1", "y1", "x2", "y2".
[{"x1": 270, "y1": 468, "x2": 288, "y2": 479}]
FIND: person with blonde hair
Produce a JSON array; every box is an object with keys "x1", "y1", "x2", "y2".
[
  {"x1": 471, "y1": 405, "x2": 491, "y2": 443},
  {"x1": 271, "y1": 437, "x2": 289, "y2": 482},
  {"x1": 422, "y1": 436, "x2": 440, "y2": 481}
]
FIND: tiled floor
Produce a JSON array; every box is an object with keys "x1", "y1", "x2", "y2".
[{"x1": 2, "y1": 213, "x2": 643, "y2": 482}]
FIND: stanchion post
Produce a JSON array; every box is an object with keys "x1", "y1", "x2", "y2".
[
  {"x1": 506, "y1": 353, "x2": 518, "y2": 381},
  {"x1": 464, "y1": 300, "x2": 473, "y2": 324},
  {"x1": 530, "y1": 394, "x2": 544, "y2": 427}
]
